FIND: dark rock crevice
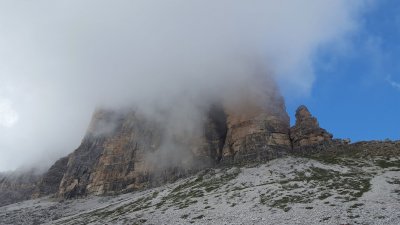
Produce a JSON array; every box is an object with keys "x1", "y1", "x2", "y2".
[{"x1": 205, "y1": 104, "x2": 228, "y2": 164}]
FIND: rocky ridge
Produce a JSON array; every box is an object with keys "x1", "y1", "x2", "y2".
[
  {"x1": 1, "y1": 97, "x2": 393, "y2": 208},
  {"x1": 40, "y1": 87, "x2": 300, "y2": 200},
  {"x1": 0, "y1": 170, "x2": 41, "y2": 207}
]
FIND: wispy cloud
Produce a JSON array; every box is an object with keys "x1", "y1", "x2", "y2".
[
  {"x1": 0, "y1": 98, "x2": 19, "y2": 128},
  {"x1": 386, "y1": 75, "x2": 400, "y2": 90},
  {"x1": 0, "y1": 1, "x2": 370, "y2": 171}
]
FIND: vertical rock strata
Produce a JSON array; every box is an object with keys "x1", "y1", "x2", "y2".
[
  {"x1": 84, "y1": 111, "x2": 162, "y2": 195},
  {"x1": 56, "y1": 89, "x2": 292, "y2": 197},
  {"x1": 58, "y1": 110, "x2": 159, "y2": 197},
  {"x1": 57, "y1": 106, "x2": 230, "y2": 197},
  {"x1": 0, "y1": 102, "x2": 338, "y2": 205},
  {"x1": 1, "y1": 88, "x2": 328, "y2": 203},
  {"x1": 222, "y1": 94, "x2": 291, "y2": 163}
]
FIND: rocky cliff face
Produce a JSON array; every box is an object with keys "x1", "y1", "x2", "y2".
[
  {"x1": 35, "y1": 156, "x2": 69, "y2": 197},
  {"x1": 56, "y1": 106, "x2": 230, "y2": 198},
  {"x1": 55, "y1": 87, "x2": 291, "y2": 198},
  {"x1": 3, "y1": 94, "x2": 396, "y2": 206},
  {"x1": 290, "y1": 105, "x2": 333, "y2": 152},
  {"x1": 57, "y1": 110, "x2": 158, "y2": 198},
  {"x1": 222, "y1": 94, "x2": 291, "y2": 163},
  {"x1": 0, "y1": 170, "x2": 41, "y2": 207},
  {"x1": 0, "y1": 100, "x2": 331, "y2": 205}
]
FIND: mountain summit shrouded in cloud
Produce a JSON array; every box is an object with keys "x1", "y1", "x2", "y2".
[{"x1": 0, "y1": 1, "x2": 370, "y2": 171}]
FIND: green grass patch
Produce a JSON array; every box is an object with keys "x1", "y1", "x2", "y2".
[{"x1": 375, "y1": 159, "x2": 400, "y2": 169}]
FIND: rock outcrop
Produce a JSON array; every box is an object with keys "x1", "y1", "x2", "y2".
[
  {"x1": 58, "y1": 110, "x2": 157, "y2": 198},
  {"x1": 0, "y1": 92, "x2": 309, "y2": 204},
  {"x1": 290, "y1": 105, "x2": 333, "y2": 151},
  {"x1": 5, "y1": 90, "x2": 399, "y2": 207},
  {"x1": 0, "y1": 170, "x2": 41, "y2": 207},
  {"x1": 222, "y1": 93, "x2": 291, "y2": 163},
  {"x1": 35, "y1": 157, "x2": 69, "y2": 197},
  {"x1": 57, "y1": 106, "x2": 229, "y2": 198},
  {"x1": 55, "y1": 85, "x2": 292, "y2": 198},
  {"x1": 0, "y1": 101, "x2": 336, "y2": 205}
]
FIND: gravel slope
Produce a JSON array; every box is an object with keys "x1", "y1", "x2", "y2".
[{"x1": 1, "y1": 156, "x2": 399, "y2": 225}]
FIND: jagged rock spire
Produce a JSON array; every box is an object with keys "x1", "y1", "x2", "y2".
[{"x1": 290, "y1": 105, "x2": 333, "y2": 150}]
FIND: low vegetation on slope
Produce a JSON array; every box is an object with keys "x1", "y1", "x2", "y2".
[{"x1": 1, "y1": 147, "x2": 400, "y2": 225}]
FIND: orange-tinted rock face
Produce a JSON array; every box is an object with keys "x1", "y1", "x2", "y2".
[
  {"x1": 57, "y1": 111, "x2": 158, "y2": 197},
  {"x1": 56, "y1": 90, "x2": 291, "y2": 198},
  {"x1": 290, "y1": 105, "x2": 333, "y2": 150},
  {"x1": 222, "y1": 93, "x2": 291, "y2": 162},
  {"x1": 57, "y1": 107, "x2": 227, "y2": 197},
  {"x1": 220, "y1": 76, "x2": 292, "y2": 162},
  {"x1": 85, "y1": 111, "x2": 163, "y2": 195}
]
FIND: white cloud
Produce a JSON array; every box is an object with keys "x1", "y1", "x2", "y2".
[
  {"x1": 0, "y1": 0, "x2": 372, "y2": 171},
  {"x1": 386, "y1": 75, "x2": 400, "y2": 90},
  {"x1": 0, "y1": 99, "x2": 18, "y2": 128}
]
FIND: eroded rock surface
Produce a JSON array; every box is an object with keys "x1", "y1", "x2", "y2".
[
  {"x1": 222, "y1": 90, "x2": 291, "y2": 163},
  {"x1": 0, "y1": 170, "x2": 41, "y2": 207},
  {"x1": 35, "y1": 156, "x2": 69, "y2": 197},
  {"x1": 5, "y1": 88, "x2": 399, "y2": 208},
  {"x1": 58, "y1": 110, "x2": 156, "y2": 198},
  {"x1": 57, "y1": 106, "x2": 229, "y2": 198},
  {"x1": 290, "y1": 105, "x2": 333, "y2": 151}
]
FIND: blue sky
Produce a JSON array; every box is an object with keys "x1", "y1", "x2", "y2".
[{"x1": 285, "y1": 0, "x2": 400, "y2": 141}]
